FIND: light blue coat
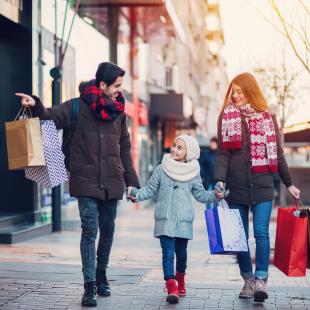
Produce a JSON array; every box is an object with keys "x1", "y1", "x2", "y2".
[{"x1": 131, "y1": 165, "x2": 215, "y2": 239}]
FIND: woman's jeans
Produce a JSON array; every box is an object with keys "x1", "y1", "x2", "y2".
[
  {"x1": 159, "y1": 236, "x2": 189, "y2": 280},
  {"x1": 230, "y1": 200, "x2": 273, "y2": 280},
  {"x1": 78, "y1": 197, "x2": 118, "y2": 283}
]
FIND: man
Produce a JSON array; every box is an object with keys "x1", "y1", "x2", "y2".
[
  {"x1": 199, "y1": 137, "x2": 218, "y2": 189},
  {"x1": 199, "y1": 137, "x2": 218, "y2": 209},
  {"x1": 16, "y1": 62, "x2": 140, "y2": 307}
]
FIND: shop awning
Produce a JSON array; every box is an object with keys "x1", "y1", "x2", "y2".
[
  {"x1": 150, "y1": 93, "x2": 193, "y2": 121},
  {"x1": 284, "y1": 121, "x2": 310, "y2": 144},
  {"x1": 77, "y1": 0, "x2": 175, "y2": 42},
  {"x1": 80, "y1": 0, "x2": 164, "y2": 7}
]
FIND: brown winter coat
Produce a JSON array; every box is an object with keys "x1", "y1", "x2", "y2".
[
  {"x1": 215, "y1": 115, "x2": 292, "y2": 205},
  {"x1": 31, "y1": 97, "x2": 140, "y2": 200}
]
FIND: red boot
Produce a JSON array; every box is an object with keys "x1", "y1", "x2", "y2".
[
  {"x1": 176, "y1": 272, "x2": 186, "y2": 296},
  {"x1": 165, "y1": 279, "x2": 179, "y2": 303}
]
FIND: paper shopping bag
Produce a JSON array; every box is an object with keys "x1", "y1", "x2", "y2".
[
  {"x1": 205, "y1": 201, "x2": 248, "y2": 254},
  {"x1": 5, "y1": 117, "x2": 45, "y2": 170},
  {"x1": 25, "y1": 120, "x2": 68, "y2": 188},
  {"x1": 274, "y1": 207, "x2": 308, "y2": 276}
]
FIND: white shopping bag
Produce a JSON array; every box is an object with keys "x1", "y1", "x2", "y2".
[
  {"x1": 205, "y1": 199, "x2": 248, "y2": 254},
  {"x1": 25, "y1": 120, "x2": 68, "y2": 188}
]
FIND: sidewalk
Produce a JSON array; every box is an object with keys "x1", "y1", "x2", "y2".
[{"x1": 0, "y1": 200, "x2": 310, "y2": 309}]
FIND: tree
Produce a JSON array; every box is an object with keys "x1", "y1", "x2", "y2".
[
  {"x1": 260, "y1": 0, "x2": 310, "y2": 75},
  {"x1": 254, "y1": 60, "x2": 300, "y2": 144}
]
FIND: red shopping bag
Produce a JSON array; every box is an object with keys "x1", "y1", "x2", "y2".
[{"x1": 274, "y1": 206, "x2": 308, "y2": 276}]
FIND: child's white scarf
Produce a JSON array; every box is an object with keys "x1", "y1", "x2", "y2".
[{"x1": 161, "y1": 154, "x2": 200, "y2": 182}]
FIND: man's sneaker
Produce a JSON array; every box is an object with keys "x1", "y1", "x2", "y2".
[
  {"x1": 254, "y1": 278, "x2": 268, "y2": 303},
  {"x1": 238, "y1": 277, "x2": 255, "y2": 299},
  {"x1": 81, "y1": 281, "x2": 97, "y2": 307}
]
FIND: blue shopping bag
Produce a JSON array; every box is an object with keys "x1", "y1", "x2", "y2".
[{"x1": 205, "y1": 200, "x2": 248, "y2": 254}]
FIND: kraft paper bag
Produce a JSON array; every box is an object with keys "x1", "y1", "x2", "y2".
[{"x1": 5, "y1": 117, "x2": 46, "y2": 170}]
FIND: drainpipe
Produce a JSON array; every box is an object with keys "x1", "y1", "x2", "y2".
[
  {"x1": 51, "y1": 0, "x2": 62, "y2": 232},
  {"x1": 108, "y1": 6, "x2": 119, "y2": 64},
  {"x1": 129, "y1": 7, "x2": 139, "y2": 176},
  {"x1": 129, "y1": 8, "x2": 140, "y2": 209}
]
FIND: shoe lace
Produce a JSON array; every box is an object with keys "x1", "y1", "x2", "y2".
[
  {"x1": 255, "y1": 278, "x2": 266, "y2": 290},
  {"x1": 244, "y1": 278, "x2": 254, "y2": 289}
]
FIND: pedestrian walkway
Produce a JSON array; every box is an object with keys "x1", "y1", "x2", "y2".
[{"x1": 0, "y1": 200, "x2": 309, "y2": 309}]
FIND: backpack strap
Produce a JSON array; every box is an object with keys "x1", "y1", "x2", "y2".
[
  {"x1": 120, "y1": 112, "x2": 126, "y2": 126},
  {"x1": 71, "y1": 97, "x2": 80, "y2": 129}
]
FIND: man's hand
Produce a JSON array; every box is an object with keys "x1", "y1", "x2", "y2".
[
  {"x1": 15, "y1": 93, "x2": 35, "y2": 107},
  {"x1": 128, "y1": 196, "x2": 137, "y2": 203},
  {"x1": 126, "y1": 186, "x2": 137, "y2": 203},
  {"x1": 127, "y1": 186, "x2": 133, "y2": 197},
  {"x1": 288, "y1": 185, "x2": 301, "y2": 200}
]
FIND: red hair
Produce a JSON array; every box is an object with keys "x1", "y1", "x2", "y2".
[{"x1": 218, "y1": 72, "x2": 268, "y2": 125}]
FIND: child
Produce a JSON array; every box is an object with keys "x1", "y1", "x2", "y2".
[{"x1": 129, "y1": 135, "x2": 220, "y2": 304}]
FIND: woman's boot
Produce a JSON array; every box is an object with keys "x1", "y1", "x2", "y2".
[
  {"x1": 176, "y1": 272, "x2": 186, "y2": 296},
  {"x1": 239, "y1": 277, "x2": 255, "y2": 299},
  {"x1": 165, "y1": 279, "x2": 179, "y2": 304},
  {"x1": 254, "y1": 278, "x2": 268, "y2": 302}
]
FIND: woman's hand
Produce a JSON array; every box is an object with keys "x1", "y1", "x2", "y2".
[
  {"x1": 215, "y1": 191, "x2": 225, "y2": 200},
  {"x1": 215, "y1": 181, "x2": 225, "y2": 199},
  {"x1": 15, "y1": 93, "x2": 35, "y2": 107},
  {"x1": 288, "y1": 185, "x2": 301, "y2": 200}
]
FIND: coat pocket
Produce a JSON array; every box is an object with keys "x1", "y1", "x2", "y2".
[
  {"x1": 179, "y1": 205, "x2": 195, "y2": 222},
  {"x1": 154, "y1": 203, "x2": 168, "y2": 220}
]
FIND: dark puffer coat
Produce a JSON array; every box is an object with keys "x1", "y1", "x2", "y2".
[
  {"x1": 215, "y1": 116, "x2": 292, "y2": 205},
  {"x1": 31, "y1": 96, "x2": 140, "y2": 200}
]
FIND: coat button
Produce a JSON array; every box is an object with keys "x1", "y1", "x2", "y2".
[
  {"x1": 100, "y1": 184, "x2": 104, "y2": 189},
  {"x1": 100, "y1": 134, "x2": 104, "y2": 138}
]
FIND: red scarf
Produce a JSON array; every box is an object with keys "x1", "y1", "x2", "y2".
[
  {"x1": 80, "y1": 80, "x2": 125, "y2": 121},
  {"x1": 221, "y1": 103, "x2": 278, "y2": 173}
]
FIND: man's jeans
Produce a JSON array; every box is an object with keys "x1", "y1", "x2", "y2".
[
  {"x1": 230, "y1": 200, "x2": 273, "y2": 280},
  {"x1": 78, "y1": 197, "x2": 117, "y2": 283},
  {"x1": 159, "y1": 236, "x2": 189, "y2": 280}
]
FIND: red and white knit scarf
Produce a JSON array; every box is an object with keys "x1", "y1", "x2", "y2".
[{"x1": 221, "y1": 103, "x2": 278, "y2": 173}]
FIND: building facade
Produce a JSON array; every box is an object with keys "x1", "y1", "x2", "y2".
[{"x1": 0, "y1": 0, "x2": 227, "y2": 243}]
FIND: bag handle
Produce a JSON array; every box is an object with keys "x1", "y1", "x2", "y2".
[
  {"x1": 295, "y1": 198, "x2": 306, "y2": 210},
  {"x1": 14, "y1": 106, "x2": 33, "y2": 121},
  {"x1": 214, "y1": 199, "x2": 230, "y2": 210}
]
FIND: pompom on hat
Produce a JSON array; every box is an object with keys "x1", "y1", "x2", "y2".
[{"x1": 175, "y1": 134, "x2": 200, "y2": 161}]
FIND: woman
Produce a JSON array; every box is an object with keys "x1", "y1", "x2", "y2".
[{"x1": 214, "y1": 72, "x2": 300, "y2": 303}]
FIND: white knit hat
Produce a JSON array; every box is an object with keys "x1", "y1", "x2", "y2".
[{"x1": 175, "y1": 134, "x2": 200, "y2": 161}]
